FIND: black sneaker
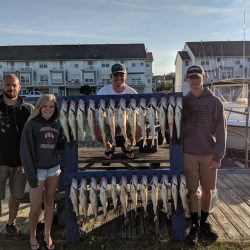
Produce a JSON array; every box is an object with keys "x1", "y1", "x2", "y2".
[
  {"x1": 5, "y1": 223, "x2": 24, "y2": 240},
  {"x1": 187, "y1": 224, "x2": 200, "y2": 245},
  {"x1": 200, "y1": 222, "x2": 218, "y2": 241}
]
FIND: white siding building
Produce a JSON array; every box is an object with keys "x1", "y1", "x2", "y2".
[
  {"x1": 175, "y1": 41, "x2": 250, "y2": 95},
  {"x1": 0, "y1": 43, "x2": 153, "y2": 95}
]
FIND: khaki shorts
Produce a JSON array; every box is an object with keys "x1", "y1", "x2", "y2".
[
  {"x1": 0, "y1": 165, "x2": 27, "y2": 200},
  {"x1": 184, "y1": 153, "x2": 217, "y2": 191}
]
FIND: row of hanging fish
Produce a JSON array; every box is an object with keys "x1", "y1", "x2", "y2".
[
  {"x1": 59, "y1": 95, "x2": 183, "y2": 146},
  {"x1": 69, "y1": 174, "x2": 188, "y2": 224}
]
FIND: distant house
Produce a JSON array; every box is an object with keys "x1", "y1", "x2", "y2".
[
  {"x1": 0, "y1": 43, "x2": 153, "y2": 95},
  {"x1": 175, "y1": 41, "x2": 250, "y2": 95},
  {"x1": 152, "y1": 74, "x2": 174, "y2": 92}
]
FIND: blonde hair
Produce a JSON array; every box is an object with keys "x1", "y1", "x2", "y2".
[{"x1": 28, "y1": 94, "x2": 59, "y2": 121}]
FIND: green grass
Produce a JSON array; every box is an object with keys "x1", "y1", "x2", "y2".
[{"x1": 1, "y1": 236, "x2": 250, "y2": 250}]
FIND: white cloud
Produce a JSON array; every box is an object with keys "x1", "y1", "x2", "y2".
[
  {"x1": 153, "y1": 50, "x2": 176, "y2": 74},
  {"x1": 99, "y1": 0, "x2": 155, "y2": 10},
  {"x1": 180, "y1": 5, "x2": 232, "y2": 16}
]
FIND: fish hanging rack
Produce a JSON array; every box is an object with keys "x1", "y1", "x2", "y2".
[{"x1": 25, "y1": 92, "x2": 185, "y2": 243}]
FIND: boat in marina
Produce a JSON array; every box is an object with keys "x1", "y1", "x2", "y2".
[{"x1": 208, "y1": 78, "x2": 250, "y2": 152}]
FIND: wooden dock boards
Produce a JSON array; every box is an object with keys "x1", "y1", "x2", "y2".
[
  {"x1": 216, "y1": 171, "x2": 250, "y2": 240},
  {"x1": 1, "y1": 169, "x2": 250, "y2": 242}
]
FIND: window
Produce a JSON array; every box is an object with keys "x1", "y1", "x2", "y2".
[
  {"x1": 83, "y1": 72, "x2": 95, "y2": 84},
  {"x1": 20, "y1": 74, "x2": 30, "y2": 84},
  {"x1": 120, "y1": 60, "x2": 124, "y2": 64},
  {"x1": 201, "y1": 61, "x2": 205, "y2": 65},
  {"x1": 25, "y1": 62, "x2": 30, "y2": 67},
  {"x1": 0, "y1": 65, "x2": 2, "y2": 69},
  {"x1": 87, "y1": 61, "x2": 93, "y2": 65},
  {"x1": 185, "y1": 61, "x2": 189, "y2": 66},
  {"x1": 101, "y1": 63, "x2": 109, "y2": 68},
  {"x1": 141, "y1": 62, "x2": 144, "y2": 66},
  {"x1": 39, "y1": 62, "x2": 48, "y2": 68},
  {"x1": 75, "y1": 64, "x2": 79, "y2": 68},
  {"x1": 217, "y1": 57, "x2": 221, "y2": 62},
  {"x1": 60, "y1": 61, "x2": 63, "y2": 69},
  {"x1": 40, "y1": 75, "x2": 48, "y2": 83},
  {"x1": 11, "y1": 62, "x2": 14, "y2": 67},
  {"x1": 147, "y1": 79, "x2": 151, "y2": 83},
  {"x1": 146, "y1": 64, "x2": 150, "y2": 67},
  {"x1": 102, "y1": 78, "x2": 110, "y2": 84},
  {"x1": 132, "y1": 63, "x2": 136, "y2": 67},
  {"x1": 206, "y1": 61, "x2": 209, "y2": 65},
  {"x1": 235, "y1": 60, "x2": 240, "y2": 65},
  {"x1": 70, "y1": 74, "x2": 80, "y2": 84},
  {"x1": 51, "y1": 72, "x2": 63, "y2": 83}
]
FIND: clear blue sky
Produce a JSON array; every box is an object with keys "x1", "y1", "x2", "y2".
[{"x1": 0, "y1": 0, "x2": 249, "y2": 74}]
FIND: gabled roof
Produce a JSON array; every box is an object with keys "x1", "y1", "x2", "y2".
[
  {"x1": 0, "y1": 43, "x2": 147, "y2": 61},
  {"x1": 178, "y1": 51, "x2": 191, "y2": 60},
  {"x1": 186, "y1": 41, "x2": 250, "y2": 57}
]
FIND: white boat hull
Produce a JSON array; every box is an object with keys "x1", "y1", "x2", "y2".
[{"x1": 227, "y1": 123, "x2": 250, "y2": 151}]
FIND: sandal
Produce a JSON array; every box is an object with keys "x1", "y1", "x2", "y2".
[
  {"x1": 43, "y1": 239, "x2": 56, "y2": 250},
  {"x1": 103, "y1": 146, "x2": 115, "y2": 166},
  {"x1": 30, "y1": 242, "x2": 40, "y2": 250},
  {"x1": 104, "y1": 146, "x2": 115, "y2": 160},
  {"x1": 121, "y1": 146, "x2": 135, "y2": 159}
]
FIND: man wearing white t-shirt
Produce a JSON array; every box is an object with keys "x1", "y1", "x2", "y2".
[
  {"x1": 97, "y1": 63, "x2": 137, "y2": 95},
  {"x1": 97, "y1": 63, "x2": 140, "y2": 160}
]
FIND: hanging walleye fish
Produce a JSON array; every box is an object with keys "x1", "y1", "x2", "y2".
[
  {"x1": 100, "y1": 176, "x2": 108, "y2": 218},
  {"x1": 151, "y1": 175, "x2": 159, "y2": 221},
  {"x1": 128, "y1": 98, "x2": 138, "y2": 147},
  {"x1": 175, "y1": 96, "x2": 183, "y2": 141},
  {"x1": 171, "y1": 175, "x2": 178, "y2": 212},
  {"x1": 179, "y1": 174, "x2": 187, "y2": 212},
  {"x1": 140, "y1": 175, "x2": 148, "y2": 216},
  {"x1": 147, "y1": 97, "x2": 158, "y2": 147},
  {"x1": 158, "y1": 96, "x2": 168, "y2": 145},
  {"x1": 111, "y1": 176, "x2": 119, "y2": 211},
  {"x1": 59, "y1": 99, "x2": 70, "y2": 143},
  {"x1": 68, "y1": 99, "x2": 77, "y2": 142},
  {"x1": 107, "y1": 98, "x2": 116, "y2": 147},
  {"x1": 168, "y1": 96, "x2": 175, "y2": 143},
  {"x1": 160, "y1": 174, "x2": 169, "y2": 216},
  {"x1": 79, "y1": 178, "x2": 88, "y2": 220},
  {"x1": 98, "y1": 99, "x2": 107, "y2": 146},
  {"x1": 87, "y1": 99, "x2": 96, "y2": 144},
  {"x1": 76, "y1": 99, "x2": 86, "y2": 143},
  {"x1": 89, "y1": 177, "x2": 98, "y2": 220},
  {"x1": 119, "y1": 176, "x2": 128, "y2": 219},
  {"x1": 138, "y1": 98, "x2": 147, "y2": 147},
  {"x1": 117, "y1": 98, "x2": 130, "y2": 148},
  {"x1": 130, "y1": 175, "x2": 138, "y2": 212},
  {"x1": 70, "y1": 178, "x2": 80, "y2": 224}
]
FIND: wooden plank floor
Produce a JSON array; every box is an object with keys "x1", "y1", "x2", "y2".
[
  {"x1": 0, "y1": 162, "x2": 250, "y2": 242},
  {"x1": 78, "y1": 146, "x2": 170, "y2": 169}
]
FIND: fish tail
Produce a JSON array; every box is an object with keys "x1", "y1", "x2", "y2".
[{"x1": 154, "y1": 213, "x2": 157, "y2": 222}]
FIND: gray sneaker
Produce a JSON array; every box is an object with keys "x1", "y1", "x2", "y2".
[{"x1": 5, "y1": 224, "x2": 24, "y2": 240}]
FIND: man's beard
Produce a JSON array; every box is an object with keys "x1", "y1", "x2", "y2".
[{"x1": 3, "y1": 90, "x2": 19, "y2": 99}]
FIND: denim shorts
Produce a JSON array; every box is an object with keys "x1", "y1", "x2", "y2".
[{"x1": 37, "y1": 165, "x2": 61, "y2": 181}]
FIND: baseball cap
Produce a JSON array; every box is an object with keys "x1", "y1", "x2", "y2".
[
  {"x1": 186, "y1": 65, "x2": 205, "y2": 78},
  {"x1": 111, "y1": 63, "x2": 127, "y2": 74}
]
